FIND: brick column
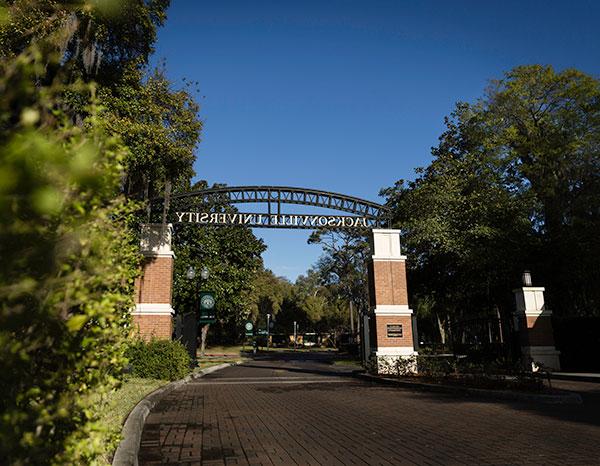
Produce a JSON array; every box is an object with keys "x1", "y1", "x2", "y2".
[
  {"x1": 132, "y1": 224, "x2": 175, "y2": 340},
  {"x1": 367, "y1": 229, "x2": 417, "y2": 373},
  {"x1": 513, "y1": 276, "x2": 560, "y2": 371}
]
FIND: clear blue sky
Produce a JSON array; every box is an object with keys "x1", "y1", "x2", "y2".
[{"x1": 152, "y1": 0, "x2": 600, "y2": 280}]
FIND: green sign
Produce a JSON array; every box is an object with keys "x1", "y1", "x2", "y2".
[
  {"x1": 257, "y1": 329, "x2": 268, "y2": 335},
  {"x1": 244, "y1": 321, "x2": 254, "y2": 336},
  {"x1": 199, "y1": 291, "x2": 216, "y2": 323}
]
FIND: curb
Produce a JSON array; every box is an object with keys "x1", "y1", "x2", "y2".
[
  {"x1": 112, "y1": 363, "x2": 234, "y2": 466},
  {"x1": 550, "y1": 373, "x2": 600, "y2": 384},
  {"x1": 354, "y1": 372, "x2": 583, "y2": 405}
]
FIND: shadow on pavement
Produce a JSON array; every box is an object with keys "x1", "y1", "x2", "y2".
[{"x1": 358, "y1": 377, "x2": 600, "y2": 429}]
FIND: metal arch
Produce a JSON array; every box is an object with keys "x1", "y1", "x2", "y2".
[{"x1": 163, "y1": 185, "x2": 390, "y2": 220}]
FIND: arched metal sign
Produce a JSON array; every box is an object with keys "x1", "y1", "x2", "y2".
[{"x1": 153, "y1": 185, "x2": 390, "y2": 229}]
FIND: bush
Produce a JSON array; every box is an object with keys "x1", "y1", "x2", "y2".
[
  {"x1": 126, "y1": 339, "x2": 191, "y2": 381},
  {"x1": 0, "y1": 51, "x2": 140, "y2": 463}
]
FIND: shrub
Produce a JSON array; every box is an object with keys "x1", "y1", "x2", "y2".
[
  {"x1": 0, "y1": 51, "x2": 140, "y2": 463},
  {"x1": 126, "y1": 339, "x2": 191, "y2": 381}
]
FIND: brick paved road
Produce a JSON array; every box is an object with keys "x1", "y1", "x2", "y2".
[{"x1": 138, "y1": 352, "x2": 600, "y2": 465}]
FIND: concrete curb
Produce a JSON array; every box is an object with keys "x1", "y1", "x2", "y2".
[
  {"x1": 354, "y1": 372, "x2": 583, "y2": 405},
  {"x1": 550, "y1": 372, "x2": 600, "y2": 384},
  {"x1": 112, "y1": 363, "x2": 234, "y2": 466}
]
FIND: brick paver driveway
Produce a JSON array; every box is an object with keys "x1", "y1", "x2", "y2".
[{"x1": 138, "y1": 352, "x2": 600, "y2": 465}]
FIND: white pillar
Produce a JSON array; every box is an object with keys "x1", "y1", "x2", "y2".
[
  {"x1": 513, "y1": 283, "x2": 560, "y2": 371},
  {"x1": 368, "y1": 229, "x2": 417, "y2": 373}
]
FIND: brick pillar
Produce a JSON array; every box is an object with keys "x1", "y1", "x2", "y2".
[
  {"x1": 132, "y1": 224, "x2": 175, "y2": 340},
  {"x1": 367, "y1": 229, "x2": 417, "y2": 373},
  {"x1": 513, "y1": 277, "x2": 560, "y2": 371}
]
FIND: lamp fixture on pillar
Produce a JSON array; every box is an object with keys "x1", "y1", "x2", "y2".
[{"x1": 522, "y1": 270, "x2": 532, "y2": 287}]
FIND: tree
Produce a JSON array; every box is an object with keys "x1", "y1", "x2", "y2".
[
  {"x1": 382, "y1": 106, "x2": 534, "y2": 343},
  {"x1": 1, "y1": 1, "x2": 200, "y2": 206},
  {"x1": 99, "y1": 65, "x2": 202, "y2": 203},
  {"x1": 172, "y1": 182, "x2": 266, "y2": 351},
  {"x1": 249, "y1": 269, "x2": 291, "y2": 325},
  {"x1": 309, "y1": 230, "x2": 370, "y2": 332},
  {"x1": 483, "y1": 65, "x2": 600, "y2": 316},
  {"x1": 0, "y1": 0, "x2": 169, "y2": 85},
  {"x1": 382, "y1": 64, "x2": 600, "y2": 350}
]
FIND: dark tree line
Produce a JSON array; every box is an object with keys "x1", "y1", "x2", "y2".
[{"x1": 382, "y1": 65, "x2": 600, "y2": 344}]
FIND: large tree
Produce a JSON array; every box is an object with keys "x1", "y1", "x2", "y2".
[
  {"x1": 382, "y1": 103, "x2": 535, "y2": 343},
  {"x1": 382, "y1": 65, "x2": 600, "y2": 348},
  {"x1": 172, "y1": 182, "x2": 266, "y2": 349},
  {"x1": 483, "y1": 65, "x2": 600, "y2": 316}
]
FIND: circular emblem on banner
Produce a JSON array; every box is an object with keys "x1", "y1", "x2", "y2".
[
  {"x1": 200, "y1": 294, "x2": 215, "y2": 309},
  {"x1": 245, "y1": 322, "x2": 253, "y2": 331}
]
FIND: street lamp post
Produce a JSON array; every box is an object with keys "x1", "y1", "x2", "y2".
[
  {"x1": 198, "y1": 266, "x2": 211, "y2": 357},
  {"x1": 184, "y1": 266, "x2": 199, "y2": 362},
  {"x1": 266, "y1": 313, "x2": 271, "y2": 351},
  {"x1": 293, "y1": 320, "x2": 297, "y2": 351}
]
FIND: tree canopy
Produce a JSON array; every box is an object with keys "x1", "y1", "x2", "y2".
[
  {"x1": 382, "y1": 65, "x2": 600, "y2": 345},
  {"x1": 0, "y1": 1, "x2": 208, "y2": 462}
]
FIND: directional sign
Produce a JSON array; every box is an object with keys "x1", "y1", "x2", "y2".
[{"x1": 244, "y1": 321, "x2": 254, "y2": 336}]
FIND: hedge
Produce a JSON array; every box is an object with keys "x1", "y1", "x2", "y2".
[{"x1": 125, "y1": 339, "x2": 191, "y2": 381}]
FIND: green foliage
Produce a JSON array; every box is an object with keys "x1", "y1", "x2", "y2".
[
  {"x1": 125, "y1": 339, "x2": 191, "y2": 381},
  {"x1": 382, "y1": 65, "x2": 600, "y2": 349},
  {"x1": 172, "y1": 183, "x2": 266, "y2": 343},
  {"x1": 249, "y1": 269, "x2": 291, "y2": 321},
  {"x1": 484, "y1": 65, "x2": 600, "y2": 317},
  {"x1": 309, "y1": 230, "x2": 370, "y2": 314},
  {"x1": 100, "y1": 66, "x2": 202, "y2": 200},
  {"x1": 0, "y1": 2, "x2": 202, "y2": 463},
  {"x1": 0, "y1": 0, "x2": 170, "y2": 83},
  {"x1": 0, "y1": 47, "x2": 140, "y2": 464},
  {"x1": 373, "y1": 355, "x2": 544, "y2": 391}
]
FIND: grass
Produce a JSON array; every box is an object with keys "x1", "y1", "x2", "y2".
[
  {"x1": 196, "y1": 357, "x2": 243, "y2": 369},
  {"x1": 200, "y1": 344, "x2": 246, "y2": 355},
  {"x1": 332, "y1": 359, "x2": 362, "y2": 367},
  {"x1": 97, "y1": 376, "x2": 168, "y2": 464},
  {"x1": 201, "y1": 344, "x2": 341, "y2": 355},
  {"x1": 99, "y1": 377, "x2": 167, "y2": 427}
]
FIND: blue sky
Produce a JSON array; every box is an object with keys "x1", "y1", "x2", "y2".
[{"x1": 152, "y1": 0, "x2": 600, "y2": 280}]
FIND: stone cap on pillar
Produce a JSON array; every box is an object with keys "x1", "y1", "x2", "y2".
[
  {"x1": 513, "y1": 286, "x2": 552, "y2": 317},
  {"x1": 140, "y1": 223, "x2": 175, "y2": 258},
  {"x1": 370, "y1": 229, "x2": 406, "y2": 261}
]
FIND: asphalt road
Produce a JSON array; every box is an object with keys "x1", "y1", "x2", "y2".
[{"x1": 138, "y1": 351, "x2": 600, "y2": 465}]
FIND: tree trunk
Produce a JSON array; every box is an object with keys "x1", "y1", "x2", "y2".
[
  {"x1": 436, "y1": 313, "x2": 446, "y2": 345},
  {"x1": 200, "y1": 323, "x2": 210, "y2": 357},
  {"x1": 161, "y1": 179, "x2": 172, "y2": 227}
]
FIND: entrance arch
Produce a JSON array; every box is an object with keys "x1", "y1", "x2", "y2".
[{"x1": 133, "y1": 186, "x2": 417, "y2": 370}]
